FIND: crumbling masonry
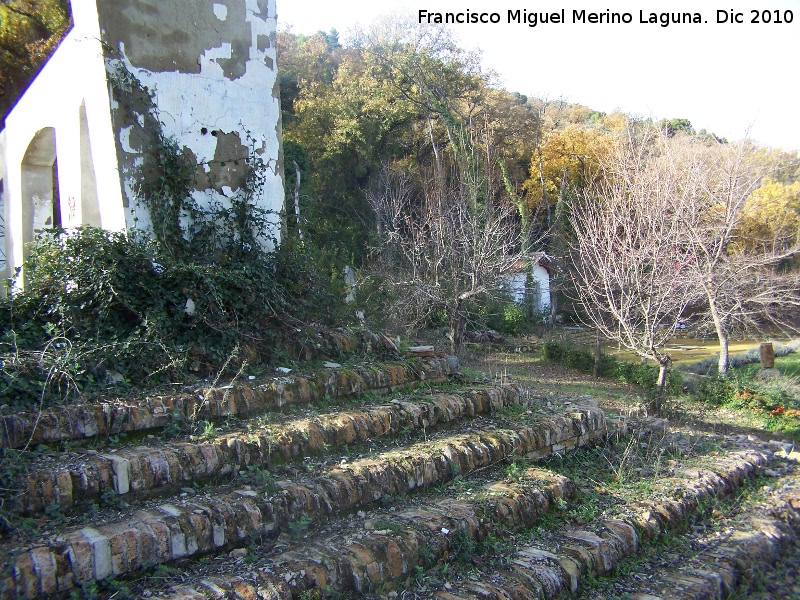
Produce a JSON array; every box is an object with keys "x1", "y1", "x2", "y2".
[{"x1": 0, "y1": 0, "x2": 284, "y2": 281}]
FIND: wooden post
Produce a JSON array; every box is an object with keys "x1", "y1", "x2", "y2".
[{"x1": 759, "y1": 343, "x2": 775, "y2": 369}]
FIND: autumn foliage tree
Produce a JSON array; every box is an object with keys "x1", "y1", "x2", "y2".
[{"x1": 671, "y1": 137, "x2": 800, "y2": 374}]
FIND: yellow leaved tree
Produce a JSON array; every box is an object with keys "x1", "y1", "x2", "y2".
[
  {"x1": 522, "y1": 124, "x2": 615, "y2": 227},
  {"x1": 738, "y1": 178, "x2": 800, "y2": 254}
]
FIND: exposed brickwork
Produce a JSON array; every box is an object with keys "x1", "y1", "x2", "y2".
[
  {"x1": 430, "y1": 451, "x2": 772, "y2": 600},
  {"x1": 0, "y1": 357, "x2": 449, "y2": 449},
  {"x1": 0, "y1": 407, "x2": 607, "y2": 598},
  {"x1": 627, "y1": 474, "x2": 800, "y2": 599},
  {"x1": 15, "y1": 385, "x2": 525, "y2": 515},
  {"x1": 155, "y1": 468, "x2": 575, "y2": 599}
]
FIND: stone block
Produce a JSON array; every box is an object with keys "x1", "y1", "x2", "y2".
[
  {"x1": 101, "y1": 454, "x2": 131, "y2": 495},
  {"x1": 11, "y1": 549, "x2": 37, "y2": 599},
  {"x1": 30, "y1": 547, "x2": 57, "y2": 596},
  {"x1": 603, "y1": 519, "x2": 639, "y2": 555}
]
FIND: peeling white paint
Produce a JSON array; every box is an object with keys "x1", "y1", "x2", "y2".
[
  {"x1": 213, "y1": 3, "x2": 228, "y2": 20},
  {"x1": 108, "y1": 0, "x2": 283, "y2": 240},
  {"x1": 0, "y1": 0, "x2": 285, "y2": 282},
  {"x1": 119, "y1": 125, "x2": 135, "y2": 153}
]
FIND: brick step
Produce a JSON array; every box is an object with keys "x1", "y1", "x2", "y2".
[
  {"x1": 424, "y1": 450, "x2": 772, "y2": 600},
  {"x1": 15, "y1": 385, "x2": 525, "y2": 516},
  {"x1": 147, "y1": 449, "x2": 771, "y2": 600},
  {"x1": 0, "y1": 406, "x2": 606, "y2": 599},
  {"x1": 148, "y1": 467, "x2": 577, "y2": 599},
  {"x1": 621, "y1": 469, "x2": 800, "y2": 599},
  {"x1": 0, "y1": 356, "x2": 452, "y2": 449}
]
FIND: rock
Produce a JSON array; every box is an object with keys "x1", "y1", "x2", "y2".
[
  {"x1": 105, "y1": 370, "x2": 125, "y2": 385},
  {"x1": 407, "y1": 346, "x2": 435, "y2": 357},
  {"x1": 445, "y1": 355, "x2": 460, "y2": 375},
  {"x1": 229, "y1": 548, "x2": 248, "y2": 558},
  {"x1": 380, "y1": 334, "x2": 399, "y2": 353}
]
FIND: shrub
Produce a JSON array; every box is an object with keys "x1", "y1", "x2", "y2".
[
  {"x1": 541, "y1": 340, "x2": 683, "y2": 393},
  {"x1": 697, "y1": 373, "x2": 794, "y2": 413},
  {"x1": 485, "y1": 300, "x2": 528, "y2": 336},
  {"x1": 0, "y1": 228, "x2": 344, "y2": 408}
]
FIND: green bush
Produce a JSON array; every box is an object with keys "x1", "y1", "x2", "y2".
[
  {"x1": 541, "y1": 340, "x2": 683, "y2": 393},
  {"x1": 541, "y1": 341, "x2": 594, "y2": 372},
  {"x1": 695, "y1": 376, "x2": 738, "y2": 406},
  {"x1": 696, "y1": 374, "x2": 794, "y2": 413},
  {"x1": 485, "y1": 300, "x2": 528, "y2": 336},
  {"x1": 0, "y1": 227, "x2": 343, "y2": 407}
]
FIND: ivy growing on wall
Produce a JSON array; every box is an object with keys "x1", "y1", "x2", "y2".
[{"x1": 106, "y1": 61, "x2": 277, "y2": 261}]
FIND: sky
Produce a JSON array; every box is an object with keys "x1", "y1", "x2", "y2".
[{"x1": 276, "y1": 0, "x2": 800, "y2": 152}]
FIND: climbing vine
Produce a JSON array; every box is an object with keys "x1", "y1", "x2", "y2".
[
  {"x1": 0, "y1": 63, "x2": 344, "y2": 408},
  {"x1": 106, "y1": 61, "x2": 277, "y2": 261}
]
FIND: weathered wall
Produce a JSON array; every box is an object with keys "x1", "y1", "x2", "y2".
[
  {"x1": 0, "y1": 0, "x2": 284, "y2": 284},
  {"x1": 96, "y1": 0, "x2": 284, "y2": 242},
  {"x1": 507, "y1": 261, "x2": 552, "y2": 314},
  {"x1": 0, "y1": 0, "x2": 127, "y2": 282}
]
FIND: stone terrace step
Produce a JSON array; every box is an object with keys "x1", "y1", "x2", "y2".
[
  {"x1": 628, "y1": 471, "x2": 800, "y2": 600},
  {"x1": 428, "y1": 450, "x2": 771, "y2": 600},
  {"x1": 0, "y1": 407, "x2": 606, "y2": 599},
  {"x1": 16, "y1": 385, "x2": 524, "y2": 516},
  {"x1": 149, "y1": 449, "x2": 772, "y2": 600},
  {"x1": 0, "y1": 356, "x2": 451, "y2": 449},
  {"x1": 151, "y1": 467, "x2": 575, "y2": 599}
]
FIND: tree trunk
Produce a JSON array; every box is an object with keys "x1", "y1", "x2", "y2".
[
  {"x1": 538, "y1": 149, "x2": 551, "y2": 228},
  {"x1": 656, "y1": 362, "x2": 668, "y2": 394},
  {"x1": 429, "y1": 116, "x2": 443, "y2": 188},
  {"x1": 707, "y1": 300, "x2": 729, "y2": 375},
  {"x1": 652, "y1": 362, "x2": 668, "y2": 414},
  {"x1": 449, "y1": 302, "x2": 465, "y2": 354},
  {"x1": 292, "y1": 160, "x2": 303, "y2": 241},
  {"x1": 717, "y1": 330, "x2": 729, "y2": 376},
  {"x1": 593, "y1": 329, "x2": 602, "y2": 378}
]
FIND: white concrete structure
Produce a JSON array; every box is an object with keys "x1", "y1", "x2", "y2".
[
  {"x1": 0, "y1": 0, "x2": 284, "y2": 283},
  {"x1": 505, "y1": 253, "x2": 552, "y2": 315}
]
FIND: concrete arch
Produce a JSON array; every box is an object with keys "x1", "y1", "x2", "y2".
[{"x1": 21, "y1": 127, "x2": 61, "y2": 257}]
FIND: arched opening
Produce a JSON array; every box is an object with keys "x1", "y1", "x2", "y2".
[
  {"x1": 0, "y1": 178, "x2": 6, "y2": 278},
  {"x1": 21, "y1": 127, "x2": 61, "y2": 258},
  {"x1": 79, "y1": 101, "x2": 101, "y2": 227}
]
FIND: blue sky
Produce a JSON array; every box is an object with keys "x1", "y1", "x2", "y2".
[{"x1": 276, "y1": 0, "x2": 800, "y2": 152}]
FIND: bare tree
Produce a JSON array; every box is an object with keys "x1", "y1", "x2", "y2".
[
  {"x1": 671, "y1": 136, "x2": 800, "y2": 374},
  {"x1": 567, "y1": 128, "x2": 697, "y2": 403},
  {"x1": 368, "y1": 163, "x2": 523, "y2": 353},
  {"x1": 569, "y1": 127, "x2": 800, "y2": 390}
]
